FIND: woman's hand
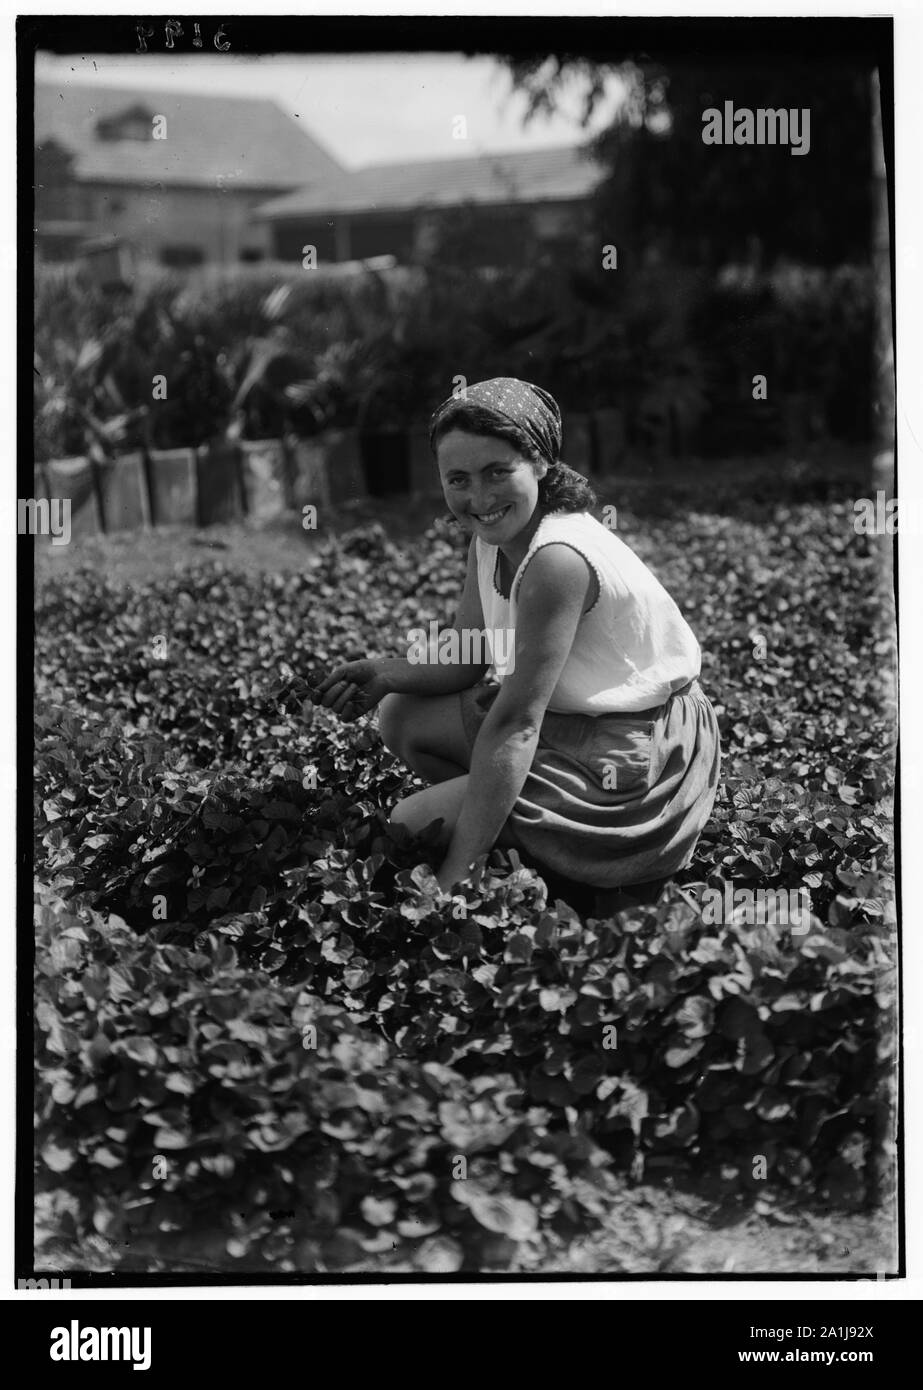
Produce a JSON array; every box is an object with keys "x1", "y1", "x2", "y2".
[{"x1": 312, "y1": 658, "x2": 391, "y2": 722}]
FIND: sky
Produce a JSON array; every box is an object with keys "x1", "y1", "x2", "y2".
[{"x1": 34, "y1": 51, "x2": 626, "y2": 169}]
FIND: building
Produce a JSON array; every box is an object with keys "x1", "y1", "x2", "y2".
[
  {"x1": 34, "y1": 80, "x2": 606, "y2": 274},
  {"x1": 253, "y1": 145, "x2": 606, "y2": 268},
  {"x1": 34, "y1": 80, "x2": 347, "y2": 267}
]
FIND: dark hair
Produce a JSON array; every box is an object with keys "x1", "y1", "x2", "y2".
[{"x1": 430, "y1": 399, "x2": 596, "y2": 514}]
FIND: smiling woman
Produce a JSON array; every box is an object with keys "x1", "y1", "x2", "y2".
[{"x1": 313, "y1": 377, "x2": 721, "y2": 895}]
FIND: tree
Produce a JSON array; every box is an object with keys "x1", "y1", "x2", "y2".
[{"x1": 501, "y1": 54, "x2": 873, "y2": 270}]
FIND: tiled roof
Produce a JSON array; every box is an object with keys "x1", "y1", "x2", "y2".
[
  {"x1": 254, "y1": 145, "x2": 605, "y2": 219},
  {"x1": 34, "y1": 80, "x2": 346, "y2": 190}
]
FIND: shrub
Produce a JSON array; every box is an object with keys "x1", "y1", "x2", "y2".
[{"x1": 34, "y1": 257, "x2": 875, "y2": 456}]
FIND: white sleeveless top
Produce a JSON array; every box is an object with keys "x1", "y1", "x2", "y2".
[{"x1": 475, "y1": 510, "x2": 701, "y2": 715}]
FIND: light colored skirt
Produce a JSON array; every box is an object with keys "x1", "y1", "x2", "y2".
[{"x1": 459, "y1": 677, "x2": 721, "y2": 889}]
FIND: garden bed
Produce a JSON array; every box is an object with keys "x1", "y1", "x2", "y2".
[{"x1": 32, "y1": 490, "x2": 898, "y2": 1275}]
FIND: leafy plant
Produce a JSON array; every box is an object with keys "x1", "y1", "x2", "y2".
[
  {"x1": 35, "y1": 881, "x2": 648, "y2": 1274},
  {"x1": 34, "y1": 496, "x2": 896, "y2": 1276},
  {"x1": 35, "y1": 256, "x2": 874, "y2": 457}
]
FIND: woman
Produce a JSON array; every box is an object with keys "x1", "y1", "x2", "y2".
[{"x1": 314, "y1": 377, "x2": 720, "y2": 895}]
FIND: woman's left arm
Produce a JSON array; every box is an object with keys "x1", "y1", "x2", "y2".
[{"x1": 436, "y1": 544, "x2": 592, "y2": 891}]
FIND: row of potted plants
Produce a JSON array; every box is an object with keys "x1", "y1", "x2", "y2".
[
  {"x1": 32, "y1": 409, "x2": 625, "y2": 536},
  {"x1": 34, "y1": 431, "x2": 382, "y2": 537},
  {"x1": 30, "y1": 256, "x2": 676, "y2": 475},
  {"x1": 36, "y1": 251, "x2": 869, "y2": 496}
]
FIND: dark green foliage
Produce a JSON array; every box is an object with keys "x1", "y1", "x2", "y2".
[
  {"x1": 34, "y1": 506, "x2": 896, "y2": 1270},
  {"x1": 34, "y1": 255, "x2": 874, "y2": 462},
  {"x1": 36, "y1": 882, "x2": 635, "y2": 1273},
  {"x1": 505, "y1": 55, "x2": 874, "y2": 269}
]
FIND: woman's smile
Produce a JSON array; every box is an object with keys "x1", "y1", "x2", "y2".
[{"x1": 472, "y1": 504, "x2": 513, "y2": 529}]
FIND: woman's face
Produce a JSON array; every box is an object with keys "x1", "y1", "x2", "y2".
[{"x1": 436, "y1": 429, "x2": 547, "y2": 543}]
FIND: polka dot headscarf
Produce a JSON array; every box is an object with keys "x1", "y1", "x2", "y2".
[{"x1": 429, "y1": 377, "x2": 563, "y2": 467}]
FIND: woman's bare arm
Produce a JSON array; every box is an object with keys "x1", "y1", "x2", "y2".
[
  {"x1": 384, "y1": 534, "x2": 489, "y2": 695},
  {"x1": 436, "y1": 543, "x2": 593, "y2": 888}
]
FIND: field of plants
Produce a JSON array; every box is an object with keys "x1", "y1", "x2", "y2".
[{"x1": 33, "y1": 478, "x2": 899, "y2": 1275}]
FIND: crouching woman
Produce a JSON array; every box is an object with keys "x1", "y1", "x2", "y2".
[{"x1": 314, "y1": 377, "x2": 720, "y2": 895}]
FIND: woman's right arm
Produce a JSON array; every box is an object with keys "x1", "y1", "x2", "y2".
[{"x1": 315, "y1": 536, "x2": 489, "y2": 715}]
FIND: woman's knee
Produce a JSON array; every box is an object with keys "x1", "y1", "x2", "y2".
[
  {"x1": 378, "y1": 690, "x2": 469, "y2": 774},
  {"x1": 388, "y1": 778, "x2": 469, "y2": 842},
  {"x1": 388, "y1": 789, "x2": 448, "y2": 842},
  {"x1": 388, "y1": 794, "x2": 415, "y2": 830},
  {"x1": 378, "y1": 692, "x2": 414, "y2": 759}
]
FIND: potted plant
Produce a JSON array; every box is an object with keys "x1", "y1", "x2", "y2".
[
  {"x1": 284, "y1": 339, "x2": 368, "y2": 511},
  {"x1": 141, "y1": 294, "x2": 237, "y2": 526},
  {"x1": 224, "y1": 283, "x2": 320, "y2": 523},
  {"x1": 355, "y1": 353, "x2": 413, "y2": 498},
  {"x1": 34, "y1": 340, "x2": 104, "y2": 537},
  {"x1": 34, "y1": 327, "x2": 150, "y2": 535}
]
